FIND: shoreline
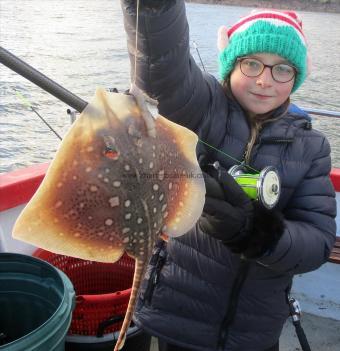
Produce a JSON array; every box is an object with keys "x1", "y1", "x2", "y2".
[{"x1": 186, "y1": 0, "x2": 340, "y2": 14}]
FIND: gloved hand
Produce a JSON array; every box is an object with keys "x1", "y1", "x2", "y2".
[
  {"x1": 199, "y1": 160, "x2": 285, "y2": 259},
  {"x1": 199, "y1": 162, "x2": 254, "y2": 243},
  {"x1": 241, "y1": 202, "x2": 285, "y2": 258}
]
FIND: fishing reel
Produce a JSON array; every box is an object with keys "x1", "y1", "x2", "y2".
[{"x1": 228, "y1": 164, "x2": 281, "y2": 209}]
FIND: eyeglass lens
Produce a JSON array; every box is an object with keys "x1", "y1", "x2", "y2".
[{"x1": 239, "y1": 58, "x2": 295, "y2": 83}]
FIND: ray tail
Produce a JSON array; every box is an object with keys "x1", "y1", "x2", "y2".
[{"x1": 114, "y1": 257, "x2": 148, "y2": 351}]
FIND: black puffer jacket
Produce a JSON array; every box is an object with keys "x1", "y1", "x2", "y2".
[{"x1": 120, "y1": 1, "x2": 337, "y2": 350}]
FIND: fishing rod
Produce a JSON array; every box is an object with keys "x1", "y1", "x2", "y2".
[{"x1": 0, "y1": 47, "x2": 88, "y2": 113}]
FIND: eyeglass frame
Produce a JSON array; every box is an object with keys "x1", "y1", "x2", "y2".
[{"x1": 236, "y1": 57, "x2": 297, "y2": 83}]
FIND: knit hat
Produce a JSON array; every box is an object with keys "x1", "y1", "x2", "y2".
[{"x1": 217, "y1": 9, "x2": 309, "y2": 92}]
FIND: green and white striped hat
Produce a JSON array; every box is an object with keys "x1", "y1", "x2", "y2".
[{"x1": 217, "y1": 9, "x2": 310, "y2": 92}]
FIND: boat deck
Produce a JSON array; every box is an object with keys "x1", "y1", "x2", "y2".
[{"x1": 149, "y1": 312, "x2": 340, "y2": 350}]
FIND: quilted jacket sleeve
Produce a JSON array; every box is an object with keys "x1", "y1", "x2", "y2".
[
  {"x1": 120, "y1": 0, "x2": 211, "y2": 131},
  {"x1": 257, "y1": 136, "x2": 337, "y2": 274}
]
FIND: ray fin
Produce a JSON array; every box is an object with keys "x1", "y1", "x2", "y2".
[
  {"x1": 12, "y1": 196, "x2": 125, "y2": 263},
  {"x1": 156, "y1": 116, "x2": 206, "y2": 237},
  {"x1": 12, "y1": 89, "x2": 132, "y2": 263}
]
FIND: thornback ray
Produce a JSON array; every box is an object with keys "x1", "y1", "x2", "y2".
[{"x1": 12, "y1": 87, "x2": 205, "y2": 351}]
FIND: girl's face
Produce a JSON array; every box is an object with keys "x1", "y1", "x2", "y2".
[{"x1": 230, "y1": 53, "x2": 295, "y2": 117}]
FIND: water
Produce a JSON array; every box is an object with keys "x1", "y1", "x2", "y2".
[{"x1": 1, "y1": 0, "x2": 339, "y2": 173}]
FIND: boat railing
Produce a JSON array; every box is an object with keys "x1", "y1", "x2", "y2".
[{"x1": 300, "y1": 108, "x2": 340, "y2": 118}]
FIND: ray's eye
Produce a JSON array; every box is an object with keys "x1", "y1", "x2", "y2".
[
  {"x1": 104, "y1": 147, "x2": 119, "y2": 160},
  {"x1": 102, "y1": 135, "x2": 120, "y2": 160}
]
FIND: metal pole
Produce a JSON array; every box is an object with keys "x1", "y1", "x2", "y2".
[
  {"x1": 0, "y1": 46, "x2": 88, "y2": 113},
  {"x1": 301, "y1": 107, "x2": 340, "y2": 118}
]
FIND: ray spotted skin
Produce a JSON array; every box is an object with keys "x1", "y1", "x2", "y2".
[{"x1": 13, "y1": 88, "x2": 205, "y2": 350}]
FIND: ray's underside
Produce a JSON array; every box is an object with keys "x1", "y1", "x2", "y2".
[
  {"x1": 13, "y1": 88, "x2": 205, "y2": 262},
  {"x1": 12, "y1": 88, "x2": 205, "y2": 351}
]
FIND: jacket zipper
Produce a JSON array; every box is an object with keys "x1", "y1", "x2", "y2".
[
  {"x1": 260, "y1": 137, "x2": 294, "y2": 144},
  {"x1": 144, "y1": 243, "x2": 167, "y2": 304},
  {"x1": 217, "y1": 258, "x2": 250, "y2": 350},
  {"x1": 218, "y1": 119, "x2": 294, "y2": 348}
]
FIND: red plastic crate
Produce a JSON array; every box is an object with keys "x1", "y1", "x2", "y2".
[{"x1": 33, "y1": 249, "x2": 135, "y2": 336}]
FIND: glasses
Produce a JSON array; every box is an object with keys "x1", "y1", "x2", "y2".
[{"x1": 237, "y1": 57, "x2": 297, "y2": 83}]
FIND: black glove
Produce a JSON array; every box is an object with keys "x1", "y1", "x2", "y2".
[
  {"x1": 199, "y1": 162, "x2": 254, "y2": 243},
  {"x1": 239, "y1": 202, "x2": 285, "y2": 258},
  {"x1": 199, "y1": 160, "x2": 285, "y2": 259}
]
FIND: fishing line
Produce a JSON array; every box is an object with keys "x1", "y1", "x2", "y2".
[
  {"x1": 198, "y1": 138, "x2": 259, "y2": 173},
  {"x1": 133, "y1": 0, "x2": 141, "y2": 85},
  {"x1": 15, "y1": 90, "x2": 62, "y2": 140},
  {"x1": 193, "y1": 41, "x2": 206, "y2": 72}
]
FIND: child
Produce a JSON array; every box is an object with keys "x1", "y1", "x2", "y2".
[{"x1": 120, "y1": 1, "x2": 337, "y2": 350}]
